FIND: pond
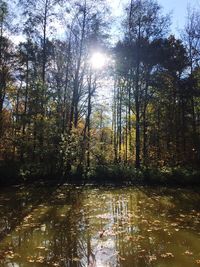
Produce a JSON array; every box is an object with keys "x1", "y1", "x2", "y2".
[{"x1": 0, "y1": 183, "x2": 200, "y2": 267}]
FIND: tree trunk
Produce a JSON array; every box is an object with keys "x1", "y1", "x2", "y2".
[{"x1": 135, "y1": 19, "x2": 141, "y2": 169}]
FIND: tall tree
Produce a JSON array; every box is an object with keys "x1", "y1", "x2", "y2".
[{"x1": 114, "y1": 0, "x2": 170, "y2": 168}]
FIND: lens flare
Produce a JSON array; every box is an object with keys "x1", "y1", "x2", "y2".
[{"x1": 90, "y1": 52, "x2": 106, "y2": 69}]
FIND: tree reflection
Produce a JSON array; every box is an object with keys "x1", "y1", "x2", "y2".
[{"x1": 1, "y1": 186, "x2": 200, "y2": 267}]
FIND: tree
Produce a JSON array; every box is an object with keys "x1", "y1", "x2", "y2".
[
  {"x1": 182, "y1": 6, "x2": 200, "y2": 163},
  {"x1": 114, "y1": 0, "x2": 170, "y2": 168}
]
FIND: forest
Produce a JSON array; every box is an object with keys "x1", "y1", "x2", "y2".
[
  {"x1": 1, "y1": 1, "x2": 200, "y2": 266},
  {"x1": 0, "y1": 0, "x2": 200, "y2": 185}
]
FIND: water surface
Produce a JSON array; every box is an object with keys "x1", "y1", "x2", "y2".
[{"x1": 0, "y1": 184, "x2": 200, "y2": 267}]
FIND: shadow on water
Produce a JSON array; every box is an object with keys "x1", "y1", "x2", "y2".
[
  {"x1": 0, "y1": 185, "x2": 200, "y2": 266},
  {"x1": 0, "y1": 181, "x2": 65, "y2": 241}
]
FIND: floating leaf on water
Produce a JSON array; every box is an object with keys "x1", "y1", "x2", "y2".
[
  {"x1": 41, "y1": 224, "x2": 46, "y2": 231},
  {"x1": 53, "y1": 262, "x2": 59, "y2": 266},
  {"x1": 153, "y1": 220, "x2": 161, "y2": 224},
  {"x1": 6, "y1": 254, "x2": 14, "y2": 259},
  {"x1": 27, "y1": 256, "x2": 35, "y2": 263},
  {"x1": 138, "y1": 249, "x2": 146, "y2": 254},
  {"x1": 149, "y1": 255, "x2": 157, "y2": 263},
  {"x1": 36, "y1": 256, "x2": 45, "y2": 263},
  {"x1": 171, "y1": 223, "x2": 178, "y2": 227},
  {"x1": 72, "y1": 257, "x2": 80, "y2": 262},
  {"x1": 125, "y1": 235, "x2": 133, "y2": 241},
  {"x1": 161, "y1": 252, "x2": 174, "y2": 258},
  {"x1": 184, "y1": 250, "x2": 193, "y2": 256},
  {"x1": 36, "y1": 246, "x2": 46, "y2": 250}
]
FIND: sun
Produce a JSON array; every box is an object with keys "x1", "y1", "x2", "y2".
[{"x1": 90, "y1": 52, "x2": 106, "y2": 69}]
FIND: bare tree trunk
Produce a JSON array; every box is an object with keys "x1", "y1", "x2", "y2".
[
  {"x1": 70, "y1": 0, "x2": 86, "y2": 131},
  {"x1": 135, "y1": 19, "x2": 141, "y2": 169},
  {"x1": 117, "y1": 83, "x2": 122, "y2": 162},
  {"x1": 39, "y1": 0, "x2": 49, "y2": 159},
  {"x1": 0, "y1": 67, "x2": 6, "y2": 139},
  {"x1": 86, "y1": 72, "x2": 92, "y2": 169},
  {"x1": 0, "y1": 15, "x2": 5, "y2": 139},
  {"x1": 128, "y1": 75, "x2": 132, "y2": 162},
  {"x1": 63, "y1": 34, "x2": 72, "y2": 133},
  {"x1": 42, "y1": 0, "x2": 48, "y2": 87},
  {"x1": 20, "y1": 58, "x2": 29, "y2": 162},
  {"x1": 125, "y1": 105, "x2": 128, "y2": 163},
  {"x1": 142, "y1": 70, "x2": 150, "y2": 166},
  {"x1": 113, "y1": 82, "x2": 118, "y2": 163}
]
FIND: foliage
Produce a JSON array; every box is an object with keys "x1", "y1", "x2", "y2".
[{"x1": 0, "y1": 0, "x2": 200, "y2": 186}]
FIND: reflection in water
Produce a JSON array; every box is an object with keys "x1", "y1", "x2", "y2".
[{"x1": 0, "y1": 185, "x2": 200, "y2": 266}]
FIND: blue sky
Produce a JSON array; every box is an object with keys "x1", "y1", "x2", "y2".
[
  {"x1": 159, "y1": 0, "x2": 200, "y2": 34},
  {"x1": 108, "y1": 0, "x2": 200, "y2": 36}
]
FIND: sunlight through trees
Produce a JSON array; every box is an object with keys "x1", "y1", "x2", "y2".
[{"x1": 0, "y1": 0, "x2": 200, "y2": 182}]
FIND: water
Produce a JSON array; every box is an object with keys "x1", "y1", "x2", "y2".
[{"x1": 0, "y1": 184, "x2": 200, "y2": 267}]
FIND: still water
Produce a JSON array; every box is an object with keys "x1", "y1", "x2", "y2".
[{"x1": 0, "y1": 184, "x2": 200, "y2": 267}]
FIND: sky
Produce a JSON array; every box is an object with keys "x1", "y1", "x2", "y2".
[
  {"x1": 159, "y1": 0, "x2": 200, "y2": 34},
  {"x1": 11, "y1": 0, "x2": 200, "y2": 44},
  {"x1": 107, "y1": 0, "x2": 200, "y2": 37}
]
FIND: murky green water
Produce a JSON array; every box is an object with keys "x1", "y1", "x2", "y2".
[{"x1": 0, "y1": 184, "x2": 200, "y2": 267}]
